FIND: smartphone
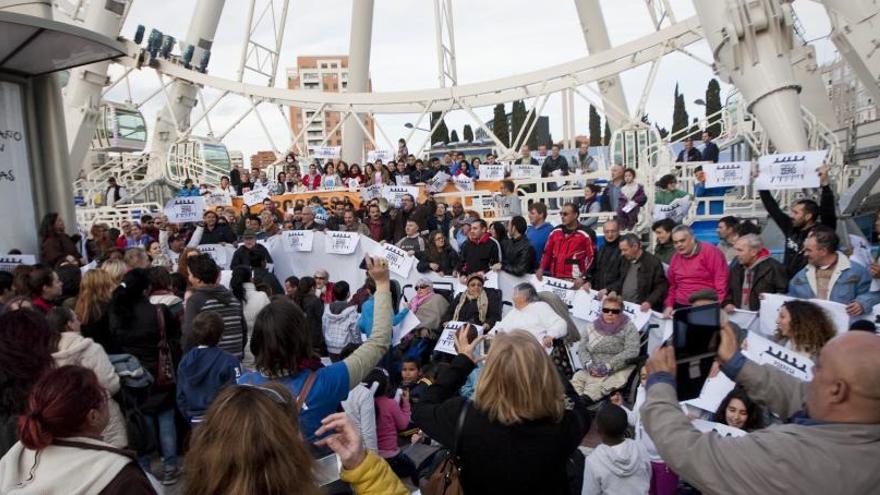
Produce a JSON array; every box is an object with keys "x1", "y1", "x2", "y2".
[{"x1": 672, "y1": 304, "x2": 721, "y2": 401}]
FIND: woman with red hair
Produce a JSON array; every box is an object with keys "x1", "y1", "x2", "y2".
[{"x1": 0, "y1": 365, "x2": 156, "y2": 494}]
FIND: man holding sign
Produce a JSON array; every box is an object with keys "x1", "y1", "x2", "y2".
[{"x1": 640, "y1": 323, "x2": 880, "y2": 494}]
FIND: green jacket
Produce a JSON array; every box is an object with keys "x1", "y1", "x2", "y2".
[{"x1": 655, "y1": 189, "x2": 688, "y2": 205}]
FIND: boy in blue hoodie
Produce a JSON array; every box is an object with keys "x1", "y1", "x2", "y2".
[{"x1": 176, "y1": 311, "x2": 241, "y2": 424}]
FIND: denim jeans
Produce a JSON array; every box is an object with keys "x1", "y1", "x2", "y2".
[{"x1": 139, "y1": 408, "x2": 178, "y2": 470}]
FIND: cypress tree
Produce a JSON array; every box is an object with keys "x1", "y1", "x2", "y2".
[
  {"x1": 603, "y1": 120, "x2": 611, "y2": 146},
  {"x1": 510, "y1": 100, "x2": 527, "y2": 148},
  {"x1": 450, "y1": 129, "x2": 460, "y2": 143},
  {"x1": 492, "y1": 103, "x2": 510, "y2": 148},
  {"x1": 462, "y1": 124, "x2": 474, "y2": 143},
  {"x1": 671, "y1": 83, "x2": 689, "y2": 139},
  {"x1": 431, "y1": 111, "x2": 449, "y2": 145},
  {"x1": 589, "y1": 105, "x2": 601, "y2": 146},
  {"x1": 705, "y1": 78, "x2": 722, "y2": 138}
]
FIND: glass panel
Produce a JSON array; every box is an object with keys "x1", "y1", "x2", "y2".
[{"x1": 114, "y1": 109, "x2": 146, "y2": 142}]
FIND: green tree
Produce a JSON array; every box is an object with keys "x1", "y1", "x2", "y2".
[
  {"x1": 705, "y1": 78, "x2": 722, "y2": 138},
  {"x1": 450, "y1": 129, "x2": 460, "y2": 142},
  {"x1": 510, "y1": 100, "x2": 527, "y2": 148},
  {"x1": 655, "y1": 124, "x2": 669, "y2": 139},
  {"x1": 492, "y1": 103, "x2": 510, "y2": 148},
  {"x1": 589, "y1": 105, "x2": 601, "y2": 146},
  {"x1": 430, "y1": 111, "x2": 449, "y2": 145},
  {"x1": 671, "y1": 83, "x2": 689, "y2": 140},
  {"x1": 462, "y1": 124, "x2": 474, "y2": 142},
  {"x1": 689, "y1": 117, "x2": 701, "y2": 141},
  {"x1": 603, "y1": 120, "x2": 611, "y2": 146}
]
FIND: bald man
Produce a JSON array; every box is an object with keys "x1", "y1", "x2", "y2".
[{"x1": 641, "y1": 327, "x2": 880, "y2": 494}]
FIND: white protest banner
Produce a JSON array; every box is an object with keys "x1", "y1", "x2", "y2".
[
  {"x1": 478, "y1": 164, "x2": 506, "y2": 181},
  {"x1": 530, "y1": 153, "x2": 548, "y2": 165},
  {"x1": 164, "y1": 196, "x2": 206, "y2": 224},
  {"x1": 197, "y1": 244, "x2": 232, "y2": 269},
  {"x1": 652, "y1": 196, "x2": 691, "y2": 222},
  {"x1": 757, "y1": 293, "x2": 793, "y2": 337},
  {"x1": 728, "y1": 309, "x2": 759, "y2": 334},
  {"x1": 809, "y1": 299, "x2": 850, "y2": 335},
  {"x1": 242, "y1": 189, "x2": 267, "y2": 207},
  {"x1": 453, "y1": 174, "x2": 474, "y2": 192},
  {"x1": 382, "y1": 185, "x2": 419, "y2": 208},
  {"x1": 755, "y1": 150, "x2": 826, "y2": 190},
  {"x1": 393, "y1": 311, "x2": 421, "y2": 346},
  {"x1": 360, "y1": 184, "x2": 383, "y2": 201},
  {"x1": 744, "y1": 331, "x2": 814, "y2": 381},
  {"x1": 622, "y1": 301, "x2": 652, "y2": 331},
  {"x1": 367, "y1": 149, "x2": 393, "y2": 163},
  {"x1": 691, "y1": 419, "x2": 747, "y2": 438},
  {"x1": 452, "y1": 271, "x2": 499, "y2": 295},
  {"x1": 571, "y1": 290, "x2": 598, "y2": 321},
  {"x1": 325, "y1": 231, "x2": 360, "y2": 255},
  {"x1": 434, "y1": 321, "x2": 483, "y2": 355},
  {"x1": 530, "y1": 274, "x2": 577, "y2": 307},
  {"x1": 646, "y1": 313, "x2": 673, "y2": 355},
  {"x1": 682, "y1": 372, "x2": 736, "y2": 413},
  {"x1": 282, "y1": 230, "x2": 314, "y2": 252},
  {"x1": 373, "y1": 243, "x2": 414, "y2": 277},
  {"x1": 426, "y1": 172, "x2": 450, "y2": 193},
  {"x1": 703, "y1": 161, "x2": 752, "y2": 188},
  {"x1": 0, "y1": 254, "x2": 36, "y2": 273},
  {"x1": 395, "y1": 175, "x2": 411, "y2": 186},
  {"x1": 510, "y1": 164, "x2": 541, "y2": 179},
  {"x1": 0, "y1": 82, "x2": 39, "y2": 255},
  {"x1": 206, "y1": 191, "x2": 233, "y2": 207},
  {"x1": 312, "y1": 146, "x2": 341, "y2": 159}
]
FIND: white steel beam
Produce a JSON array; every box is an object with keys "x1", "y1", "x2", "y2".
[
  {"x1": 342, "y1": 0, "x2": 375, "y2": 163},
  {"x1": 433, "y1": 0, "x2": 458, "y2": 87}
]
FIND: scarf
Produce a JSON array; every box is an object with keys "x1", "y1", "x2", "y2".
[
  {"x1": 453, "y1": 289, "x2": 488, "y2": 323},
  {"x1": 410, "y1": 289, "x2": 435, "y2": 313},
  {"x1": 592, "y1": 313, "x2": 630, "y2": 336}
]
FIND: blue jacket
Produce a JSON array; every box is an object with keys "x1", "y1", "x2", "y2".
[
  {"x1": 176, "y1": 346, "x2": 241, "y2": 422},
  {"x1": 787, "y1": 254, "x2": 880, "y2": 313},
  {"x1": 450, "y1": 161, "x2": 477, "y2": 178},
  {"x1": 526, "y1": 222, "x2": 555, "y2": 270},
  {"x1": 177, "y1": 186, "x2": 201, "y2": 197},
  {"x1": 357, "y1": 297, "x2": 408, "y2": 337}
]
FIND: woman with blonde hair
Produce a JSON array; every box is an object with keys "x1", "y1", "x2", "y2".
[
  {"x1": 100, "y1": 259, "x2": 127, "y2": 285},
  {"x1": 75, "y1": 269, "x2": 117, "y2": 350},
  {"x1": 412, "y1": 328, "x2": 591, "y2": 494},
  {"x1": 183, "y1": 384, "x2": 407, "y2": 495}
]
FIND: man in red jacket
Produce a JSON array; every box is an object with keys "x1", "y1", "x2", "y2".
[{"x1": 536, "y1": 203, "x2": 594, "y2": 287}]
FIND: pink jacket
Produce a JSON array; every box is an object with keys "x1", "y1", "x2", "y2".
[
  {"x1": 664, "y1": 241, "x2": 729, "y2": 308},
  {"x1": 375, "y1": 395, "x2": 410, "y2": 458}
]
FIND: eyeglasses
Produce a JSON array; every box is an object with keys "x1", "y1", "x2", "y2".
[
  {"x1": 601, "y1": 307, "x2": 622, "y2": 314},
  {"x1": 416, "y1": 284, "x2": 431, "y2": 290},
  {"x1": 314, "y1": 276, "x2": 327, "y2": 280}
]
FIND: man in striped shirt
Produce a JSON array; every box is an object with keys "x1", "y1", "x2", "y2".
[{"x1": 183, "y1": 254, "x2": 248, "y2": 359}]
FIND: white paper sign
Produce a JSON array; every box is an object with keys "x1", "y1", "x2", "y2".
[
  {"x1": 164, "y1": 196, "x2": 206, "y2": 224},
  {"x1": 347, "y1": 178, "x2": 361, "y2": 191},
  {"x1": 206, "y1": 191, "x2": 233, "y2": 207},
  {"x1": 242, "y1": 189, "x2": 267, "y2": 207},
  {"x1": 434, "y1": 321, "x2": 483, "y2": 355},
  {"x1": 848, "y1": 234, "x2": 873, "y2": 269},
  {"x1": 757, "y1": 293, "x2": 793, "y2": 337},
  {"x1": 197, "y1": 244, "x2": 231, "y2": 269},
  {"x1": 572, "y1": 290, "x2": 597, "y2": 321},
  {"x1": 453, "y1": 174, "x2": 474, "y2": 192},
  {"x1": 691, "y1": 419, "x2": 747, "y2": 438},
  {"x1": 0, "y1": 82, "x2": 39, "y2": 255},
  {"x1": 809, "y1": 299, "x2": 850, "y2": 335},
  {"x1": 325, "y1": 231, "x2": 361, "y2": 255},
  {"x1": 395, "y1": 175, "x2": 411, "y2": 186},
  {"x1": 478, "y1": 164, "x2": 506, "y2": 181},
  {"x1": 743, "y1": 331, "x2": 814, "y2": 381},
  {"x1": 367, "y1": 150, "x2": 393, "y2": 163},
  {"x1": 646, "y1": 313, "x2": 673, "y2": 356},
  {"x1": 313, "y1": 146, "x2": 341, "y2": 159},
  {"x1": 511, "y1": 164, "x2": 541, "y2": 179},
  {"x1": 426, "y1": 172, "x2": 450, "y2": 193},
  {"x1": 682, "y1": 372, "x2": 736, "y2": 413},
  {"x1": 621, "y1": 201, "x2": 638, "y2": 214},
  {"x1": 360, "y1": 184, "x2": 383, "y2": 201},
  {"x1": 703, "y1": 161, "x2": 752, "y2": 188},
  {"x1": 530, "y1": 275, "x2": 576, "y2": 306},
  {"x1": 282, "y1": 230, "x2": 314, "y2": 252},
  {"x1": 382, "y1": 185, "x2": 419, "y2": 208},
  {"x1": 755, "y1": 151, "x2": 826, "y2": 190},
  {"x1": 728, "y1": 309, "x2": 759, "y2": 334},
  {"x1": 652, "y1": 196, "x2": 691, "y2": 222},
  {"x1": 393, "y1": 311, "x2": 421, "y2": 346},
  {"x1": 452, "y1": 271, "x2": 499, "y2": 295},
  {"x1": 373, "y1": 243, "x2": 415, "y2": 277},
  {"x1": 0, "y1": 254, "x2": 36, "y2": 272}
]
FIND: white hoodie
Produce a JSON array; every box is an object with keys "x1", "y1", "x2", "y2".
[{"x1": 582, "y1": 438, "x2": 651, "y2": 495}]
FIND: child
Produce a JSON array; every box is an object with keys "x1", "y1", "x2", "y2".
[
  {"x1": 367, "y1": 367, "x2": 418, "y2": 485},
  {"x1": 176, "y1": 311, "x2": 242, "y2": 424},
  {"x1": 400, "y1": 358, "x2": 421, "y2": 389},
  {"x1": 582, "y1": 404, "x2": 651, "y2": 495}
]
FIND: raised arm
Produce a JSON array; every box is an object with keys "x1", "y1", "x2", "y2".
[{"x1": 343, "y1": 257, "x2": 393, "y2": 388}]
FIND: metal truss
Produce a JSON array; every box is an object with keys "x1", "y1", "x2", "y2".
[
  {"x1": 237, "y1": 0, "x2": 290, "y2": 86},
  {"x1": 433, "y1": 0, "x2": 458, "y2": 88}
]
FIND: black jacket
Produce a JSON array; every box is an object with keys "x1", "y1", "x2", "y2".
[
  {"x1": 296, "y1": 293, "x2": 326, "y2": 356},
  {"x1": 723, "y1": 256, "x2": 789, "y2": 311},
  {"x1": 230, "y1": 244, "x2": 273, "y2": 268},
  {"x1": 442, "y1": 289, "x2": 503, "y2": 327},
  {"x1": 502, "y1": 236, "x2": 536, "y2": 277},
  {"x1": 254, "y1": 267, "x2": 284, "y2": 297},
  {"x1": 607, "y1": 251, "x2": 668, "y2": 311},
  {"x1": 759, "y1": 185, "x2": 836, "y2": 278},
  {"x1": 540, "y1": 155, "x2": 569, "y2": 177},
  {"x1": 416, "y1": 246, "x2": 460, "y2": 276},
  {"x1": 199, "y1": 223, "x2": 236, "y2": 244},
  {"x1": 587, "y1": 237, "x2": 624, "y2": 290},
  {"x1": 412, "y1": 354, "x2": 591, "y2": 495},
  {"x1": 702, "y1": 141, "x2": 719, "y2": 163},
  {"x1": 457, "y1": 236, "x2": 502, "y2": 275},
  {"x1": 409, "y1": 168, "x2": 435, "y2": 184},
  {"x1": 676, "y1": 147, "x2": 702, "y2": 162}
]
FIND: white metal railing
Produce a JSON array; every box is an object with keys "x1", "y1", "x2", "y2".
[
  {"x1": 165, "y1": 154, "x2": 227, "y2": 188},
  {"x1": 75, "y1": 202, "x2": 163, "y2": 231}
]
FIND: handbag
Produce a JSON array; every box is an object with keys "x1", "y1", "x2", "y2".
[
  {"x1": 155, "y1": 306, "x2": 176, "y2": 387},
  {"x1": 420, "y1": 400, "x2": 469, "y2": 495}
]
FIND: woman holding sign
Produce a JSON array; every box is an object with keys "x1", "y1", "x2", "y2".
[
  {"x1": 618, "y1": 168, "x2": 647, "y2": 230},
  {"x1": 773, "y1": 300, "x2": 835, "y2": 360}
]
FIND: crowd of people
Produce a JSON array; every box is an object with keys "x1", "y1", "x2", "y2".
[{"x1": 2, "y1": 142, "x2": 880, "y2": 494}]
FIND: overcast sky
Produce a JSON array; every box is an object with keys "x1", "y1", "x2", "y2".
[{"x1": 109, "y1": 0, "x2": 838, "y2": 160}]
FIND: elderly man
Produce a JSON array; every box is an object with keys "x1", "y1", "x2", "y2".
[
  {"x1": 723, "y1": 234, "x2": 788, "y2": 312},
  {"x1": 663, "y1": 225, "x2": 729, "y2": 317},
  {"x1": 642, "y1": 323, "x2": 880, "y2": 494},
  {"x1": 313, "y1": 269, "x2": 335, "y2": 304},
  {"x1": 587, "y1": 219, "x2": 624, "y2": 292},
  {"x1": 601, "y1": 165, "x2": 625, "y2": 212},
  {"x1": 493, "y1": 283, "x2": 568, "y2": 349},
  {"x1": 608, "y1": 233, "x2": 668, "y2": 312},
  {"x1": 574, "y1": 142, "x2": 597, "y2": 173},
  {"x1": 230, "y1": 229, "x2": 273, "y2": 268},
  {"x1": 294, "y1": 206, "x2": 324, "y2": 231},
  {"x1": 788, "y1": 226, "x2": 879, "y2": 316},
  {"x1": 339, "y1": 210, "x2": 369, "y2": 236}
]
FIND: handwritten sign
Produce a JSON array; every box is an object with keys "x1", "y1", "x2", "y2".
[
  {"x1": 0, "y1": 254, "x2": 36, "y2": 272},
  {"x1": 325, "y1": 231, "x2": 360, "y2": 255},
  {"x1": 510, "y1": 164, "x2": 541, "y2": 179},
  {"x1": 755, "y1": 151, "x2": 826, "y2": 190},
  {"x1": 206, "y1": 191, "x2": 233, "y2": 207},
  {"x1": 360, "y1": 184, "x2": 383, "y2": 201},
  {"x1": 653, "y1": 196, "x2": 691, "y2": 222},
  {"x1": 453, "y1": 174, "x2": 474, "y2": 192},
  {"x1": 691, "y1": 419, "x2": 747, "y2": 438},
  {"x1": 479, "y1": 164, "x2": 506, "y2": 181},
  {"x1": 312, "y1": 146, "x2": 341, "y2": 159},
  {"x1": 197, "y1": 244, "x2": 231, "y2": 269},
  {"x1": 529, "y1": 275, "x2": 576, "y2": 307},
  {"x1": 646, "y1": 313, "x2": 673, "y2": 355},
  {"x1": 743, "y1": 331, "x2": 814, "y2": 381},
  {"x1": 381, "y1": 185, "x2": 419, "y2": 208},
  {"x1": 373, "y1": 243, "x2": 414, "y2": 277},
  {"x1": 434, "y1": 321, "x2": 483, "y2": 355},
  {"x1": 282, "y1": 230, "x2": 314, "y2": 252},
  {"x1": 367, "y1": 150, "x2": 393, "y2": 163},
  {"x1": 242, "y1": 189, "x2": 267, "y2": 207},
  {"x1": 426, "y1": 172, "x2": 450, "y2": 193},
  {"x1": 703, "y1": 161, "x2": 751, "y2": 188},
  {"x1": 164, "y1": 196, "x2": 205, "y2": 224}
]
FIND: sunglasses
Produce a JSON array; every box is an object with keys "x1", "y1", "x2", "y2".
[
  {"x1": 314, "y1": 276, "x2": 327, "y2": 280},
  {"x1": 601, "y1": 307, "x2": 622, "y2": 314},
  {"x1": 416, "y1": 284, "x2": 431, "y2": 290}
]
